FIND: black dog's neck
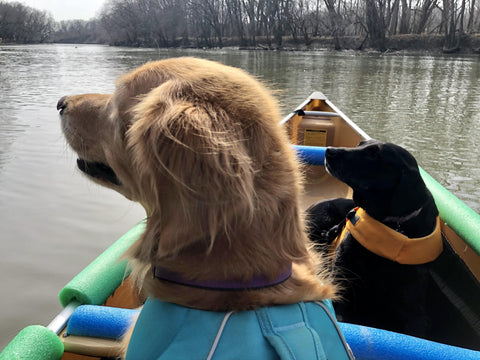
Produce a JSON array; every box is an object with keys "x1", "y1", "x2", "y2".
[{"x1": 379, "y1": 200, "x2": 438, "y2": 238}]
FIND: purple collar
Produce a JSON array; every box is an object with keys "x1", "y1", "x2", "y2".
[{"x1": 152, "y1": 264, "x2": 293, "y2": 291}]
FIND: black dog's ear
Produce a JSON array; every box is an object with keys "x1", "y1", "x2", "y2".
[{"x1": 306, "y1": 198, "x2": 355, "y2": 246}]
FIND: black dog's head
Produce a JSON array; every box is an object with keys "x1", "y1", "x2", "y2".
[{"x1": 325, "y1": 139, "x2": 436, "y2": 222}]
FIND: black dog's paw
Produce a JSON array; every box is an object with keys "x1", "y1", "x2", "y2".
[{"x1": 306, "y1": 198, "x2": 355, "y2": 246}]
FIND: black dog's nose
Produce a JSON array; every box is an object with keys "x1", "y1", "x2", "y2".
[{"x1": 57, "y1": 96, "x2": 67, "y2": 111}]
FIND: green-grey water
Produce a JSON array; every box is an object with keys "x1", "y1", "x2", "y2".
[{"x1": 1, "y1": 44, "x2": 479, "y2": 347}]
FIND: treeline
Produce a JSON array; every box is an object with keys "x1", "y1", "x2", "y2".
[
  {"x1": 49, "y1": 20, "x2": 108, "y2": 44},
  {"x1": 0, "y1": 1, "x2": 54, "y2": 43},
  {"x1": 98, "y1": 0, "x2": 480, "y2": 51},
  {"x1": 1, "y1": 0, "x2": 480, "y2": 51},
  {"x1": 0, "y1": 2, "x2": 108, "y2": 44}
]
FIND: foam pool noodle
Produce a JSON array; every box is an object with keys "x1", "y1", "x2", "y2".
[
  {"x1": 66, "y1": 305, "x2": 140, "y2": 339},
  {"x1": 0, "y1": 325, "x2": 64, "y2": 360},
  {"x1": 339, "y1": 322, "x2": 480, "y2": 360},
  {"x1": 58, "y1": 220, "x2": 146, "y2": 307}
]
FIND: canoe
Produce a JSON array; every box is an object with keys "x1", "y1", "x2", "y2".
[{"x1": 2, "y1": 92, "x2": 480, "y2": 360}]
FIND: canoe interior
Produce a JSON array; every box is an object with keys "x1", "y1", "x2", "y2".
[
  {"x1": 442, "y1": 223, "x2": 480, "y2": 282},
  {"x1": 61, "y1": 92, "x2": 480, "y2": 358},
  {"x1": 285, "y1": 95, "x2": 364, "y2": 209}
]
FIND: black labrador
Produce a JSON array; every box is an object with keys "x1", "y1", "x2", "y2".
[{"x1": 307, "y1": 139, "x2": 480, "y2": 350}]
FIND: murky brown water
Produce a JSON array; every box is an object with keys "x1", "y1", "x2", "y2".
[{"x1": 1, "y1": 44, "x2": 479, "y2": 347}]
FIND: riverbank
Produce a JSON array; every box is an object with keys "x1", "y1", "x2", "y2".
[
  {"x1": 92, "y1": 33, "x2": 480, "y2": 55},
  {"x1": 3, "y1": 34, "x2": 480, "y2": 55},
  {"x1": 237, "y1": 34, "x2": 480, "y2": 55}
]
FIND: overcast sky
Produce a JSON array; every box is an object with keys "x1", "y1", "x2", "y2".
[{"x1": 10, "y1": 0, "x2": 105, "y2": 21}]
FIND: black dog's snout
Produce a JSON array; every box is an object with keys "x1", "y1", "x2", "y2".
[{"x1": 57, "y1": 96, "x2": 67, "y2": 112}]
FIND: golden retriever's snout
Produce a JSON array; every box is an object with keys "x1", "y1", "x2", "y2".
[
  {"x1": 57, "y1": 96, "x2": 67, "y2": 115},
  {"x1": 58, "y1": 93, "x2": 123, "y2": 189}
]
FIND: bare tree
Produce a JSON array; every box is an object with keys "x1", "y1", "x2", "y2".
[
  {"x1": 441, "y1": 0, "x2": 460, "y2": 49},
  {"x1": 0, "y1": 1, "x2": 54, "y2": 43},
  {"x1": 414, "y1": 0, "x2": 438, "y2": 33},
  {"x1": 466, "y1": 0, "x2": 476, "y2": 32},
  {"x1": 398, "y1": 0, "x2": 411, "y2": 33},
  {"x1": 189, "y1": 0, "x2": 225, "y2": 47},
  {"x1": 365, "y1": 0, "x2": 388, "y2": 50},
  {"x1": 324, "y1": 0, "x2": 346, "y2": 49},
  {"x1": 225, "y1": 0, "x2": 246, "y2": 44},
  {"x1": 242, "y1": 0, "x2": 259, "y2": 46}
]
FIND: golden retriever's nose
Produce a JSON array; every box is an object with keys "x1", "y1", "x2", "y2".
[{"x1": 57, "y1": 96, "x2": 67, "y2": 113}]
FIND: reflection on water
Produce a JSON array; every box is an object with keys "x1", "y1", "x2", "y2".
[{"x1": 1, "y1": 44, "x2": 479, "y2": 346}]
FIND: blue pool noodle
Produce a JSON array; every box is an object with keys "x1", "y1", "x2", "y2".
[
  {"x1": 339, "y1": 322, "x2": 480, "y2": 360},
  {"x1": 66, "y1": 305, "x2": 140, "y2": 339},
  {"x1": 66, "y1": 306, "x2": 480, "y2": 359},
  {"x1": 293, "y1": 145, "x2": 326, "y2": 166}
]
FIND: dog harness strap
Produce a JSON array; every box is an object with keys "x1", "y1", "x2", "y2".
[
  {"x1": 338, "y1": 207, "x2": 443, "y2": 264},
  {"x1": 256, "y1": 303, "x2": 327, "y2": 360}
]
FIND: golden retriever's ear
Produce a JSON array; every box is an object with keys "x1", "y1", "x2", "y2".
[{"x1": 126, "y1": 84, "x2": 256, "y2": 261}]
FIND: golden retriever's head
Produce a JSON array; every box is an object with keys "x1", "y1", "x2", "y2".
[{"x1": 59, "y1": 57, "x2": 334, "y2": 310}]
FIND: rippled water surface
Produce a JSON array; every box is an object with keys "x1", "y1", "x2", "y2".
[{"x1": 1, "y1": 44, "x2": 479, "y2": 347}]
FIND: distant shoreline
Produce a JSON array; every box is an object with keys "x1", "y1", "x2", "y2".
[
  {"x1": 3, "y1": 34, "x2": 480, "y2": 55},
  {"x1": 240, "y1": 34, "x2": 480, "y2": 55},
  {"x1": 81, "y1": 34, "x2": 480, "y2": 55}
]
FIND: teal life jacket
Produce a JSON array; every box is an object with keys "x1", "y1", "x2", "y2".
[{"x1": 126, "y1": 298, "x2": 354, "y2": 360}]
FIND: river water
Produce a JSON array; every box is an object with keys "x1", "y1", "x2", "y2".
[{"x1": 1, "y1": 44, "x2": 479, "y2": 347}]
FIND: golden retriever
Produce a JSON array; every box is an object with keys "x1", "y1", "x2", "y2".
[{"x1": 58, "y1": 57, "x2": 336, "y2": 352}]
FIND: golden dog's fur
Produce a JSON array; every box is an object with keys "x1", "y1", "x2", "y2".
[{"x1": 59, "y1": 57, "x2": 335, "y2": 315}]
